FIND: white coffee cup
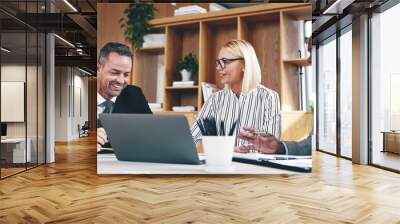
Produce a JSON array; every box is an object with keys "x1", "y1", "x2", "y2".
[{"x1": 202, "y1": 136, "x2": 235, "y2": 168}]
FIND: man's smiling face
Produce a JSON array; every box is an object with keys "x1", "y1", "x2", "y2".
[{"x1": 97, "y1": 52, "x2": 132, "y2": 100}]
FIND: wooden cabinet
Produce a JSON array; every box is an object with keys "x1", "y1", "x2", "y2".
[
  {"x1": 281, "y1": 111, "x2": 313, "y2": 141},
  {"x1": 382, "y1": 132, "x2": 400, "y2": 154},
  {"x1": 129, "y1": 3, "x2": 311, "y2": 113},
  {"x1": 154, "y1": 111, "x2": 197, "y2": 126}
]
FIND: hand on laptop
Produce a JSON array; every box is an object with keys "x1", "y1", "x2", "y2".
[
  {"x1": 97, "y1": 127, "x2": 108, "y2": 148},
  {"x1": 236, "y1": 127, "x2": 285, "y2": 154}
]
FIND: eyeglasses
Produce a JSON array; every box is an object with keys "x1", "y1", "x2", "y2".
[{"x1": 216, "y1": 58, "x2": 243, "y2": 70}]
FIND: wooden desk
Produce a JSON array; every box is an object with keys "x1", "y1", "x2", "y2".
[
  {"x1": 382, "y1": 131, "x2": 400, "y2": 154},
  {"x1": 97, "y1": 154, "x2": 310, "y2": 174}
]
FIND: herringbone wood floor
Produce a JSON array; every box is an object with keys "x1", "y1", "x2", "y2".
[{"x1": 1, "y1": 135, "x2": 399, "y2": 223}]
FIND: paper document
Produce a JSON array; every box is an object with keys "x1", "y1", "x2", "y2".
[
  {"x1": 233, "y1": 152, "x2": 312, "y2": 172},
  {"x1": 233, "y1": 152, "x2": 312, "y2": 161},
  {"x1": 269, "y1": 159, "x2": 312, "y2": 169}
]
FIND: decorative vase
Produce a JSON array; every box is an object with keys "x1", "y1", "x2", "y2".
[{"x1": 180, "y1": 69, "x2": 192, "y2": 81}]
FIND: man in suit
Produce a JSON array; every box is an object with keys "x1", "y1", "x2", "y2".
[
  {"x1": 97, "y1": 42, "x2": 152, "y2": 148},
  {"x1": 237, "y1": 128, "x2": 311, "y2": 156}
]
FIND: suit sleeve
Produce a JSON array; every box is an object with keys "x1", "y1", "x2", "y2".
[
  {"x1": 136, "y1": 87, "x2": 152, "y2": 114},
  {"x1": 283, "y1": 135, "x2": 312, "y2": 156},
  {"x1": 113, "y1": 85, "x2": 152, "y2": 114}
]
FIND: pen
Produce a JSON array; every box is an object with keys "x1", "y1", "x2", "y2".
[
  {"x1": 251, "y1": 131, "x2": 275, "y2": 137},
  {"x1": 253, "y1": 131, "x2": 265, "y2": 135}
]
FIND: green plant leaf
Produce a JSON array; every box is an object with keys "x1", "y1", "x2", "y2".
[
  {"x1": 121, "y1": 3, "x2": 156, "y2": 50},
  {"x1": 176, "y1": 53, "x2": 199, "y2": 74}
]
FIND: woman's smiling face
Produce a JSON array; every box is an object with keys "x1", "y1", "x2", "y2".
[{"x1": 217, "y1": 48, "x2": 244, "y2": 86}]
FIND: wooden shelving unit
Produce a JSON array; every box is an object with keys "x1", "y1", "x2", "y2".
[
  {"x1": 131, "y1": 3, "x2": 311, "y2": 114},
  {"x1": 283, "y1": 58, "x2": 311, "y2": 66},
  {"x1": 139, "y1": 46, "x2": 165, "y2": 54},
  {"x1": 165, "y1": 86, "x2": 199, "y2": 90}
]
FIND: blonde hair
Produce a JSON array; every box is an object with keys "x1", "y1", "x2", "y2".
[{"x1": 221, "y1": 39, "x2": 261, "y2": 94}]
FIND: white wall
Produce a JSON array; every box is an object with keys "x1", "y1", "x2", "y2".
[
  {"x1": 72, "y1": 72, "x2": 89, "y2": 138},
  {"x1": 55, "y1": 66, "x2": 68, "y2": 141},
  {"x1": 54, "y1": 67, "x2": 89, "y2": 141},
  {"x1": 1, "y1": 65, "x2": 26, "y2": 132},
  {"x1": 1, "y1": 64, "x2": 46, "y2": 163},
  {"x1": 1, "y1": 65, "x2": 35, "y2": 138}
]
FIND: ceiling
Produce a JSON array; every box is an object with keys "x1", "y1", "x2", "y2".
[
  {"x1": 0, "y1": 0, "x2": 97, "y2": 73},
  {"x1": 0, "y1": 1, "x2": 312, "y2": 74},
  {"x1": 3, "y1": 0, "x2": 396, "y2": 72},
  {"x1": 0, "y1": 1, "x2": 267, "y2": 73},
  {"x1": 311, "y1": 0, "x2": 391, "y2": 43}
]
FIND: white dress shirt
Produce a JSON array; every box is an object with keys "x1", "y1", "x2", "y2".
[
  {"x1": 191, "y1": 84, "x2": 281, "y2": 146},
  {"x1": 97, "y1": 93, "x2": 117, "y2": 119}
]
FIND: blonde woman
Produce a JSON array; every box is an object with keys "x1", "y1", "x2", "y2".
[{"x1": 191, "y1": 39, "x2": 281, "y2": 148}]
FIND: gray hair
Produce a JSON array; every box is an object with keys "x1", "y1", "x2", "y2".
[{"x1": 98, "y1": 42, "x2": 133, "y2": 65}]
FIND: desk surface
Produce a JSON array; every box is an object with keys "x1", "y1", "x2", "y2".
[{"x1": 97, "y1": 154, "x2": 309, "y2": 174}]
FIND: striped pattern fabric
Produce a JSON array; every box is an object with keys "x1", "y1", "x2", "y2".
[{"x1": 191, "y1": 84, "x2": 281, "y2": 146}]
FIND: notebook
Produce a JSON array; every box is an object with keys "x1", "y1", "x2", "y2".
[{"x1": 233, "y1": 153, "x2": 312, "y2": 173}]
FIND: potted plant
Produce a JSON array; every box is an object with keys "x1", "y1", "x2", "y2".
[
  {"x1": 307, "y1": 102, "x2": 314, "y2": 113},
  {"x1": 176, "y1": 53, "x2": 198, "y2": 81},
  {"x1": 120, "y1": 3, "x2": 156, "y2": 50}
]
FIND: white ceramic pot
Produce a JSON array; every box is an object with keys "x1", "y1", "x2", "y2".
[{"x1": 180, "y1": 69, "x2": 192, "y2": 81}]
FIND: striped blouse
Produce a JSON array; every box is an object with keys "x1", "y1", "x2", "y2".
[{"x1": 191, "y1": 84, "x2": 281, "y2": 146}]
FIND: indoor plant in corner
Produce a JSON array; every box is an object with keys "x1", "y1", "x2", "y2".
[
  {"x1": 119, "y1": 3, "x2": 156, "y2": 50},
  {"x1": 176, "y1": 53, "x2": 199, "y2": 82}
]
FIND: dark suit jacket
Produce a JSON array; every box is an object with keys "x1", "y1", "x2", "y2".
[
  {"x1": 99, "y1": 85, "x2": 152, "y2": 148},
  {"x1": 284, "y1": 135, "x2": 312, "y2": 156},
  {"x1": 112, "y1": 85, "x2": 152, "y2": 114}
]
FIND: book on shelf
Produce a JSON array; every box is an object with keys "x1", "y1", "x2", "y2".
[
  {"x1": 172, "y1": 81, "x2": 195, "y2": 87},
  {"x1": 149, "y1": 103, "x2": 163, "y2": 112},
  {"x1": 148, "y1": 103, "x2": 162, "y2": 108},
  {"x1": 175, "y1": 10, "x2": 205, "y2": 16},
  {"x1": 201, "y1": 82, "x2": 219, "y2": 102},
  {"x1": 151, "y1": 108, "x2": 164, "y2": 112},
  {"x1": 142, "y1": 34, "x2": 165, "y2": 48},
  {"x1": 209, "y1": 3, "x2": 226, "y2": 11},
  {"x1": 172, "y1": 106, "x2": 196, "y2": 112},
  {"x1": 174, "y1": 5, "x2": 207, "y2": 16}
]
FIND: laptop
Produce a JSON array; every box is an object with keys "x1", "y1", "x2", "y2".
[{"x1": 99, "y1": 114, "x2": 203, "y2": 165}]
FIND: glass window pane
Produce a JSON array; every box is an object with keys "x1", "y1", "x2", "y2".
[
  {"x1": 1, "y1": 0, "x2": 46, "y2": 179},
  {"x1": 27, "y1": 31, "x2": 38, "y2": 169},
  {"x1": 38, "y1": 32, "x2": 46, "y2": 165},
  {"x1": 25, "y1": 0, "x2": 40, "y2": 169},
  {"x1": 371, "y1": 3, "x2": 400, "y2": 171},
  {"x1": 1, "y1": 30, "x2": 28, "y2": 177},
  {"x1": 340, "y1": 28, "x2": 352, "y2": 158},
  {"x1": 318, "y1": 36, "x2": 337, "y2": 154}
]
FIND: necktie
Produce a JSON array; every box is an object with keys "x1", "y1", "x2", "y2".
[
  {"x1": 97, "y1": 100, "x2": 114, "y2": 128},
  {"x1": 102, "y1": 100, "x2": 114, "y2": 114}
]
